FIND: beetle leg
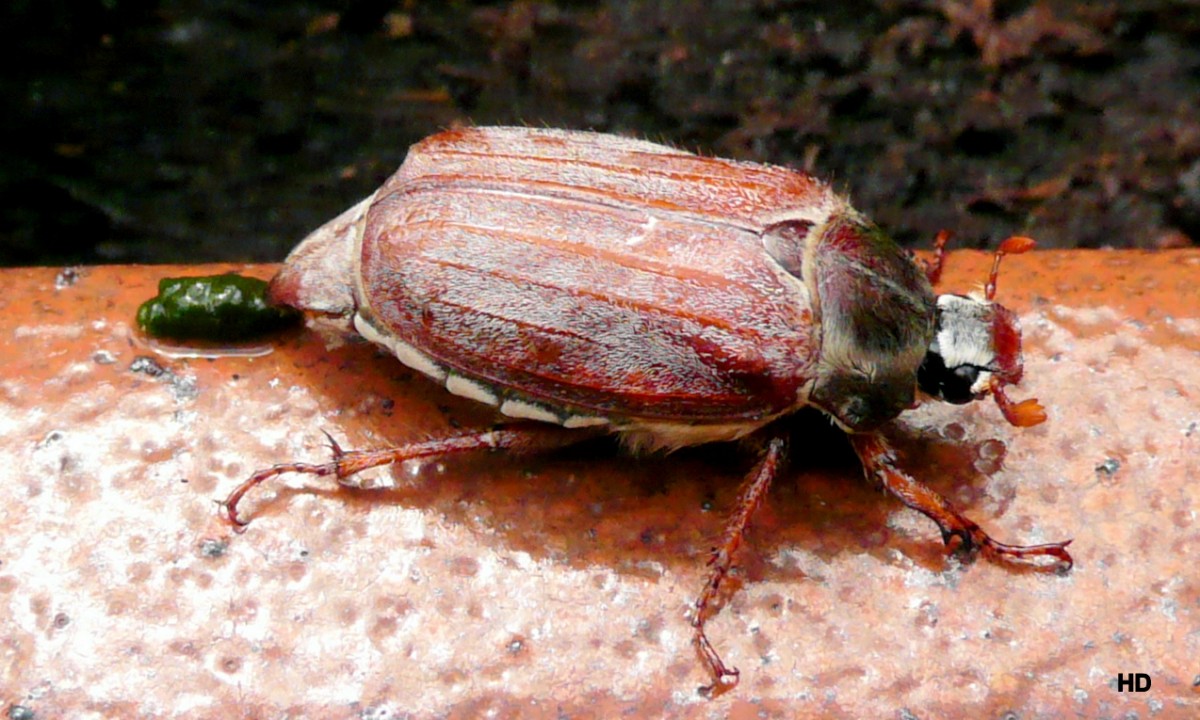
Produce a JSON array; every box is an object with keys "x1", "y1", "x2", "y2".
[
  {"x1": 693, "y1": 432, "x2": 789, "y2": 698},
  {"x1": 221, "y1": 423, "x2": 602, "y2": 527},
  {"x1": 849, "y1": 433, "x2": 1073, "y2": 569},
  {"x1": 924, "y1": 230, "x2": 953, "y2": 285}
]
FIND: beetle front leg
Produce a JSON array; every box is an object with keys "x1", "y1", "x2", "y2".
[
  {"x1": 923, "y1": 230, "x2": 952, "y2": 285},
  {"x1": 221, "y1": 423, "x2": 602, "y2": 527},
  {"x1": 849, "y1": 433, "x2": 1072, "y2": 569},
  {"x1": 693, "y1": 432, "x2": 789, "y2": 698}
]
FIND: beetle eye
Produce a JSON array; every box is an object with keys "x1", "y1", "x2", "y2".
[{"x1": 918, "y1": 351, "x2": 981, "y2": 405}]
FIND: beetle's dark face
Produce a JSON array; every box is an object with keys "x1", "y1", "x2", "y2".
[
  {"x1": 917, "y1": 350, "x2": 982, "y2": 404},
  {"x1": 918, "y1": 294, "x2": 1001, "y2": 405}
]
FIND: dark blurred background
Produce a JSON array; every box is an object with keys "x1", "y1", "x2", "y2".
[{"x1": 3, "y1": 0, "x2": 1199, "y2": 266}]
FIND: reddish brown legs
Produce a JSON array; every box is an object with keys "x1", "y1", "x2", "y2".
[
  {"x1": 924, "y1": 230, "x2": 953, "y2": 285},
  {"x1": 850, "y1": 433, "x2": 1072, "y2": 568},
  {"x1": 221, "y1": 423, "x2": 600, "y2": 526},
  {"x1": 693, "y1": 433, "x2": 788, "y2": 698},
  {"x1": 926, "y1": 232, "x2": 1036, "y2": 292}
]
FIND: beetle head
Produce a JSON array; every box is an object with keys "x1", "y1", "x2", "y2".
[{"x1": 917, "y1": 236, "x2": 1046, "y2": 427}]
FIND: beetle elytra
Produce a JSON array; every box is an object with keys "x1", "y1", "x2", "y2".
[{"x1": 222, "y1": 127, "x2": 1072, "y2": 696}]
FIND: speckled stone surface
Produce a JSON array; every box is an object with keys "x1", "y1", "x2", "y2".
[{"x1": 2, "y1": 251, "x2": 1198, "y2": 718}]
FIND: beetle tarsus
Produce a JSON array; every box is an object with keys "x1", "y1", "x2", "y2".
[
  {"x1": 695, "y1": 630, "x2": 740, "y2": 698},
  {"x1": 695, "y1": 560, "x2": 743, "y2": 698},
  {"x1": 849, "y1": 433, "x2": 1073, "y2": 571},
  {"x1": 222, "y1": 461, "x2": 338, "y2": 527},
  {"x1": 693, "y1": 575, "x2": 742, "y2": 698},
  {"x1": 220, "y1": 423, "x2": 597, "y2": 526},
  {"x1": 943, "y1": 522, "x2": 1074, "y2": 570},
  {"x1": 975, "y1": 535, "x2": 1074, "y2": 570},
  {"x1": 692, "y1": 433, "x2": 787, "y2": 697}
]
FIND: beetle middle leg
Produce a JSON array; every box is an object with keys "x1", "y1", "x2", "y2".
[
  {"x1": 849, "y1": 433, "x2": 1073, "y2": 568},
  {"x1": 221, "y1": 422, "x2": 603, "y2": 526},
  {"x1": 693, "y1": 431, "x2": 789, "y2": 698}
]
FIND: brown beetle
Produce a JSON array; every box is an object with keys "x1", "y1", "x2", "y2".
[{"x1": 222, "y1": 127, "x2": 1072, "y2": 696}]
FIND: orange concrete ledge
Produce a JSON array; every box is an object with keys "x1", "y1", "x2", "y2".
[{"x1": 2, "y1": 251, "x2": 1198, "y2": 718}]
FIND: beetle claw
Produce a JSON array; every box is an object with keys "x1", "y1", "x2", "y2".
[
  {"x1": 215, "y1": 497, "x2": 250, "y2": 530},
  {"x1": 694, "y1": 612, "x2": 742, "y2": 698},
  {"x1": 941, "y1": 527, "x2": 977, "y2": 557},
  {"x1": 941, "y1": 523, "x2": 1073, "y2": 570},
  {"x1": 697, "y1": 666, "x2": 740, "y2": 699},
  {"x1": 321, "y1": 430, "x2": 345, "y2": 459},
  {"x1": 978, "y1": 536, "x2": 1074, "y2": 570}
]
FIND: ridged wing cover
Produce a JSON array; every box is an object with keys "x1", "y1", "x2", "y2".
[{"x1": 356, "y1": 127, "x2": 835, "y2": 422}]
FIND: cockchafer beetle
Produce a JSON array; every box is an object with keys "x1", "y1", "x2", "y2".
[{"x1": 222, "y1": 126, "x2": 1072, "y2": 696}]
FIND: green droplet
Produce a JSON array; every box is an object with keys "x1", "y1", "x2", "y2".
[{"x1": 136, "y1": 274, "x2": 300, "y2": 341}]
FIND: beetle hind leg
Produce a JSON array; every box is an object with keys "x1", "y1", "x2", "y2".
[
  {"x1": 221, "y1": 423, "x2": 601, "y2": 527},
  {"x1": 849, "y1": 433, "x2": 1073, "y2": 569},
  {"x1": 693, "y1": 433, "x2": 788, "y2": 698}
]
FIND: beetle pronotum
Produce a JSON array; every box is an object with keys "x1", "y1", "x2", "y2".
[{"x1": 222, "y1": 127, "x2": 1072, "y2": 696}]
